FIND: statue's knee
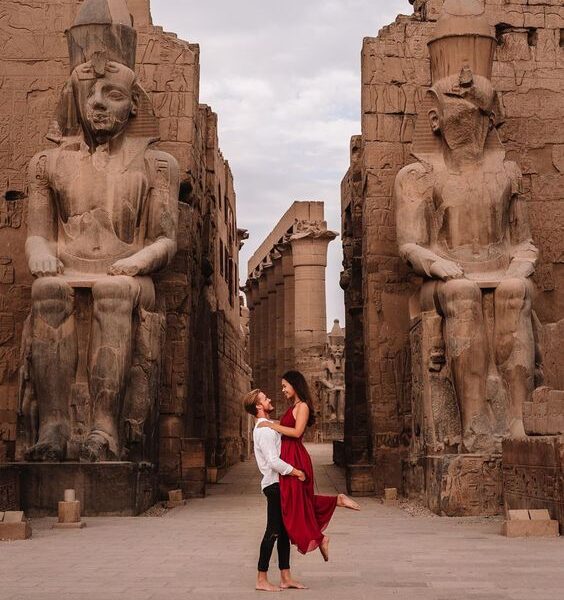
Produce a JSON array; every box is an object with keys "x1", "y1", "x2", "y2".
[
  {"x1": 92, "y1": 276, "x2": 139, "y2": 305},
  {"x1": 496, "y1": 278, "x2": 530, "y2": 314},
  {"x1": 439, "y1": 279, "x2": 481, "y2": 316},
  {"x1": 31, "y1": 277, "x2": 74, "y2": 323}
]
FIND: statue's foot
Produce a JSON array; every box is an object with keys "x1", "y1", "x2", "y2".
[
  {"x1": 24, "y1": 439, "x2": 66, "y2": 462},
  {"x1": 80, "y1": 431, "x2": 118, "y2": 462},
  {"x1": 508, "y1": 418, "x2": 527, "y2": 440}
]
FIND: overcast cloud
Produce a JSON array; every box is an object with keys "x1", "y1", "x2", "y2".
[{"x1": 151, "y1": 0, "x2": 412, "y2": 328}]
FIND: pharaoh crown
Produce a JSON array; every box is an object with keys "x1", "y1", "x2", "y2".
[
  {"x1": 428, "y1": 0, "x2": 496, "y2": 83},
  {"x1": 66, "y1": 0, "x2": 137, "y2": 72}
]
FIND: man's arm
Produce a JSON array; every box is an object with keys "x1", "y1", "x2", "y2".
[
  {"x1": 25, "y1": 151, "x2": 63, "y2": 277},
  {"x1": 256, "y1": 430, "x2": 305, "y2": 480},
  {"x1": 109, "y1": 150, "x2": 179, "y2": 276}
]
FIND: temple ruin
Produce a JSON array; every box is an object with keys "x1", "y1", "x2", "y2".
[
  {"x1": 341, "y1": 0, "x2": 564, "y2": 519},
  {"x1": 0, "y1": 0, "x2": 251, "y2": 515},
  {"x1": 244, "y1": 202, "x2": 337, "y2": 439}
]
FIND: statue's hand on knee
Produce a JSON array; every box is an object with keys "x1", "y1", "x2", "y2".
[
  {"x1": 430, "y1": 259, "x2": 464, "y2": 281},
  {"x1": 108, "y1": 257, "x2": 141, "y2": 277},
  {"x1": 29, "y1": 254, "x2": 64, "y2": 277}
]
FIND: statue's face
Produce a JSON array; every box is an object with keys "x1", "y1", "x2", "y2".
[
  {"x1": 73, "y1": 61, "x2": 137, "y2": 141},
  {"x1": 429, "y1": 95, "x2": 491, "y2": 153}
]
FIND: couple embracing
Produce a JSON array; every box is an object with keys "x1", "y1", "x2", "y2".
[{"x1": 243, "y1": 370, "x2": 360, "y2": 592}]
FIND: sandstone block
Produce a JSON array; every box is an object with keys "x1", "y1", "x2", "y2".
[
  {"x1": 502, "y1": 520, "x2": 559, "y2": 538},
  {"x1": 0, "y1": 521, "x2": 31, "y2": 540}
]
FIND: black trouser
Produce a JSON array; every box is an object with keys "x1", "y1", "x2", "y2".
[{"x1": 258, "y1": 482, "x2": 290, "y2": 572}]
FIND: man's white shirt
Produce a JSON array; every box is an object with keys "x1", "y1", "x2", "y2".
[{"x1": 253, "y1": 418, "x2": 293, "y2": 490}]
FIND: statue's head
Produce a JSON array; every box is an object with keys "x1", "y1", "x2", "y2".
[
  {"x1": 425, "y1": 0, "x2": 497, "y2": 153},
  {"x1": 71, "y1": 58, "x2": 139, "y2": 142},
  {"x1": 428, "y1": 68, "x2": 496, "y2": 152}
]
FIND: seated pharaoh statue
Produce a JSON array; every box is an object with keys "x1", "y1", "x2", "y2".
[
  {"x1": 395, "y1": 0, "x2": 539, "y2": 454},
  {"x1": 20, "y1": 0, "x2": 179, "y2": 462}
]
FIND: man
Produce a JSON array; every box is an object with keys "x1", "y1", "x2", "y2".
[{"x1": 243, "y1": 389, "x2": 307, "y2": 592}]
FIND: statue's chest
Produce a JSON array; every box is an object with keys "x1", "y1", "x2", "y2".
[
  {"x1": 53, "y1": 153, "x2": 149, "y2": 221},
  {"x1": 434, "y1": 169, "x2": 510, "y2": 219}
]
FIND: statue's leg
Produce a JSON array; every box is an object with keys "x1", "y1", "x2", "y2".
[
  {"x1": 437, "y1": 279, "x2": 491, "y2": 452},
  {"x1": 494, "y1": 277, "x2": 534, "y2": 438},
  {"x1": 81, "y1": 276, "x2": 140, "y2": 462},
  {"x1": 25, "y1": 277, "x2": 77, "y2": 462}
]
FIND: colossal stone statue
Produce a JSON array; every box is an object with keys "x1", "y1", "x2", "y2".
[
  {"x1": 20, "y1": 0, "x2": 179, "y2": 462},
  {"x1": 395, "y1": 0, "x2": 538, "y2": 453}
]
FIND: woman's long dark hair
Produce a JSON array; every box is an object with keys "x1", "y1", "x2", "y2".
[{"x1": 282, "y1": 370, "x2": 316, "y2": 428}]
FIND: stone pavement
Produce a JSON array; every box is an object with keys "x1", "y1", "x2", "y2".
[{"x1": 1, "y1": 444, "x2": 563, "y2": 600}]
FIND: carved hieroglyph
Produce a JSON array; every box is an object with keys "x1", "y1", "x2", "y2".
[
  {"x1": 20, "y1": 0, "x2": 179, "y2": 463},
  {"x1": 395, "y1": 0, "x2": 539, "y2": 454}
]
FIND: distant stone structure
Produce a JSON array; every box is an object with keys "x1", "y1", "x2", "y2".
[
  {"x1": 341, "y1": 0, "x2": 563, "y2": 517},
  {"x1": 0, "y1": 0, "x2": 250, "y2": 514},
  {"x1": 245, "y1": 202, "x2": 337, "y2": 439},
  {"x1": 316, "y1": 320, "x2": 345, "y2": 442}
]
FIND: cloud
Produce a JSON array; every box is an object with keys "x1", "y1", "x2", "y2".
[{"x1": 151, "y1": 0, "x2": 413, "y2": 328}]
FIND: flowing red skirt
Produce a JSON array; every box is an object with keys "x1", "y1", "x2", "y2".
[{"x1": 279, "y1": 407, "x2": 337, "y2": 554}]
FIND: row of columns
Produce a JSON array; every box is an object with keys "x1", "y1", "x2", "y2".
[{"x1": 245, "y1": 221, "x2": 336, "y2": 424}]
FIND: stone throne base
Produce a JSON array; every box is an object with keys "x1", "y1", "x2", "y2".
[
  {"x1": 16, "y1": 462, "x2": 157, "y2": 517},
  {"x1": 503, "y1": 436, "x2": 564, "y2": 532}
]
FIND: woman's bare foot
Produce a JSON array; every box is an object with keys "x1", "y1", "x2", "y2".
[
  {"x1": 337, "y1": 493, "x2": 361, "y2": 511},
  {"x1": 319, "y1": 536, "x2": 330, "y2": 562}
]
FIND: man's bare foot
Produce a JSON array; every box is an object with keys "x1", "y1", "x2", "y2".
[
  {"x1": 280, "y1": 570, "x2": 307, "y2": 589},
  {"x1": 319, "y1": 536, "x2": 330, "y2": 562},
  {"x1": 256, "y1": 581, "x2": 283, "y2": 592},
  {"x1": 280, "y1": 580, "x2": 307, "y2": 590},
  {"x1": 337, "y1": 493, "x2": 361, "y2": 511}
]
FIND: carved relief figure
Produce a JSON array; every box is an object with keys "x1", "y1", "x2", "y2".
[
  {"x1": 22, "y1": 0, "x2": 179, "y2": 462},
  {"x1": 395, "y1": 0, "x2": 538, "y2": 452}
]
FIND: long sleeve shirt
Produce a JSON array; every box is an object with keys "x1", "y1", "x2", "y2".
[{"x1": 253, "y1": 418, "x2": 294, "y2": 490}]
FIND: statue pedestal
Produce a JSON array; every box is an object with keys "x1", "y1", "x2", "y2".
[
  {"x1": 503, "y1": 436, "x2": 564, "y2": 532},
  {"x1": 17, "y1": 462, "x2": 157, "y2": 517},
  {"x1": 424, "y1": 454, "x2": 503, "y2": 516}
]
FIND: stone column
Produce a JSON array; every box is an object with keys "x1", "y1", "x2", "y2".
[
  {"x1": 272, "y1": 250, "x2": 285, "y2": 415},
  {"x1": 256, "y1": 268, "x2": 268, "y2": 392},
  {"x1": 245, "y1": 276, "x2": 259, "y2": 387},
  {"x1": 280, "y1": 244, "x2": 295, "y2": 375},
  {"x1": 264, "y1": 258, "x2": 276, "y2": 401},
  {"x1": 290, "y1": 226, "x2": 337, "y2": 439}
]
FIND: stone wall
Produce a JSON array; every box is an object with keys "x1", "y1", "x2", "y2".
[
  {"x1": 342, "y1": 0, "x2": 564, "y2": 495},
  {"x1": 0, "y1": 0, "x2": 250, "y2": 497}
]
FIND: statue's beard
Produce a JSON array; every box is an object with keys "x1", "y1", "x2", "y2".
[{"x1": 85, "y1": 107, "x2": 128, "y2": 136}]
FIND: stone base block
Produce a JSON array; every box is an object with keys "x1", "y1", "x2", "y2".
[
  {"x1": 17, "y1": 462, "x2": 157, "y2": 517},
  {"x1": 53, "y1": 521, "x2": 86, "y2": 529},
  {"x1": 503, "y1": 436, "x2": 564, "y2": 532},
  {"x1": 346, "y1": 464, "x2": 375, "y2": 496},
  {"x1": 166, "y1": 500, "x2": 186, "y2": 508},
  {"x1": 0, "y1": 521, "x2": 31, "y2": 540},
  {"x1": 206, "y1": 467, "x2": 218, "y2": 484},
  {"x1": 0, "y1": 465, "x2": 20, "y2": 511},
  {"x1": 332, "y1": 440, "x2": 345, "y2": 467},
  {"x1": 502, "y1": 520, "x2": 559, "y2": 538},
  {"x1": 425, "y1": 454, "x2": 503, "y2": 516}
]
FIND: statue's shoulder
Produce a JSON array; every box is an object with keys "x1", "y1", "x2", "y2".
[
  {"x1": 144, "y1": 147, "x2": 180, "y2": 184},
  {"x1": 503, "y1": 159, "x2": 523, "y2": 195},
  {"x1": 394, "y1": 160, "x2": 433, "y2": 197},
  {"x1": 28, "y1": 147, "x2": 60, "y2": 183}
]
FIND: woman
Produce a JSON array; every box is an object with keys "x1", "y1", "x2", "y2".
[{"x1": 258, "y1": 370, "x2": 360, "y2": 561}]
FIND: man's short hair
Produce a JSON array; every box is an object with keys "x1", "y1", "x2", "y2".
[{"x1": 243, "y1": 389, "x2": 262, "y2": 417}]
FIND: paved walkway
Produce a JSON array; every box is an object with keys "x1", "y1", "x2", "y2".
[{"x1": 1, "y1": 444, "x2": 564, "y2": 600}]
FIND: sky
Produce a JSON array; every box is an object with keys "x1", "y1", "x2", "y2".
[{"x1": 151, "y1": 0, "x2": 412, "y2": 328}]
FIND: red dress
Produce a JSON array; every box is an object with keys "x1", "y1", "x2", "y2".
[{"x1": 279, "y1": 405, "x2": 338, "y2": 554}]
